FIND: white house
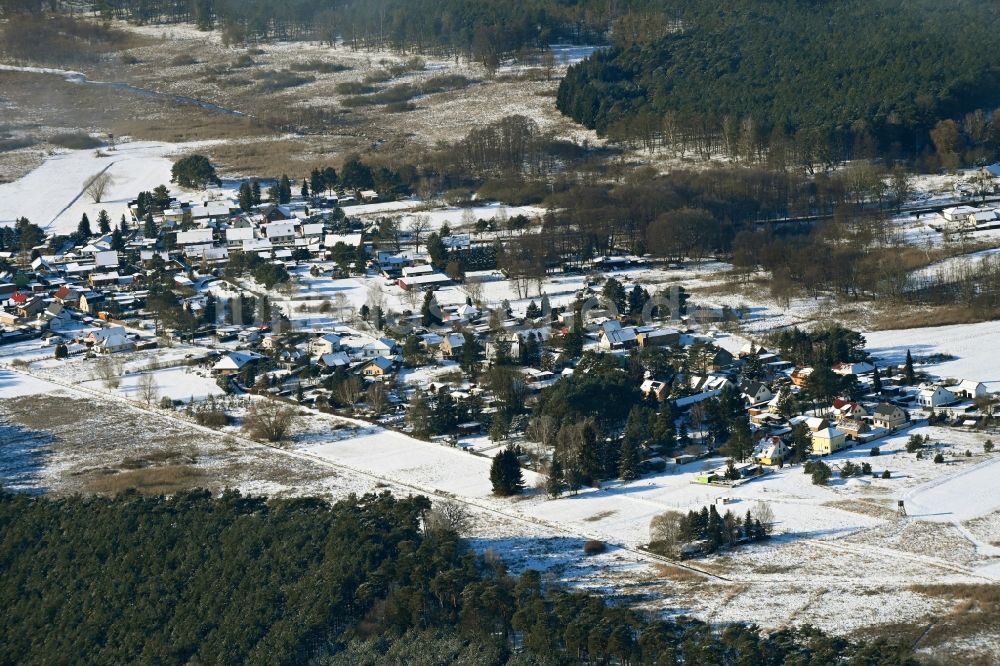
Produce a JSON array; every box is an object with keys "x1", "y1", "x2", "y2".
[
  {"x1": 308, "y1": 333, "x2": 342, "y2": 357},
  {"x1": 916, "y1": 385, "x2": 955, "y2": 408}
]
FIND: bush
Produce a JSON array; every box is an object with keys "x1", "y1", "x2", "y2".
[
  {"x1": 253, "y1": 69, "x2": 316, "y2": 92},
  {"x1": 985, "y1": 440, "x2": 994, "y2": 453},
  {"x1": 869, "y1": 447, "x2": 880, "y2": 456},
  {"x1": 583, "y1": 540, "x2": 606, "y2": 556},
  {"x1": 159, "y1": 396, "x2": 175, "y2": 409},
  {"x1": 810, "y1": 460, "x2": 832, "y2": 485},
  {"x1": 170, "y1": 54, "x2": 198, "y2": 66},
  {"x1": 861, "y1": 462, "x2": 872, "y2": 474},
  {"x1": 933, "y1": 453, "x2": 945, "y2": 463},
  {"x1": 336, "y1": 81, "x2": 376, "y2": 95},
  {"x1": 289, "y1": 60, "x2": 350, "y2": 74},
  {"x1": 881, "y1": 469, "x2": 891, "y2": 479},
  {"x1": 49, "y1": 132, "x2": 102, "y2": 150}
]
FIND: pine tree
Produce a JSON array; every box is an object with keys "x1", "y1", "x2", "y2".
[
  {"x1": 903, "y1": 350, "x2": 915, "y2": 385},
  {"x1": 119, "y1": 214, "x2": 128, "y2": 232},
  {"x1": 545, "y1": 459, "x2": 564, "y2": 498},
  {"x1": 300, "y1": 177, "x2": 309, "y2": 198},
  {"x1": 421, "y1": 291, "x2": 439, "y2": 326},
  {"x1": 872, "y1": 365, "x2": 883, "y2": 393},
  {"x1": 278, "y1": 174, "x2": 292, "y2": 204},
  {"x1": 618, "y1": 438, "x2": 640, "y2": 481},
  {"x1": 143, "y1": 213, "x2": 157, "y2": 238},
  {"x1": 77, "y1": 213, "x2": 92, "y2": 238},
  {"x1": 238, "y1": 182, "x2": 254, "y2": 211},
  {"x1": 111, "y1": 227, "x2": 124, "y2": 251},
  {"x1": 459, "y1": 332, "x2": 481, "y2": 378},
  {"x1": 251, "y1": 180, "x2": 262, "y2": 205},
  {"x1": 525, "y1": 300, "x2": 540, "y2": 319},
  {"x1": 97, "y1": 209, "x2": 111, "y2": 234},
  {"x1": 490, "y1": 446, "x2": 524, "y2": 496}
]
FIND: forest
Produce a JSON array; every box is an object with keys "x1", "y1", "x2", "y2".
[
  {"x1": 0, "y1": 489, "x2": 919, "y2": 665},
  {"x1": 557, "y1": 0, "x2": 1000, "y2": 166}
]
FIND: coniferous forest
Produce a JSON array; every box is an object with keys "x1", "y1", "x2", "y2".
[
  {"x1": 557, "y1": 0, "x2": 1000, "y2": 162},
  {"x1": 0, "y1": 489, "x2": 918, "y2": 665}
]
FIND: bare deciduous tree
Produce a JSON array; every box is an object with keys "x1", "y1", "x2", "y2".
[
  {"x1": 137, "y1": 373, "x2": 159, "y2": 406},
  {"x1": 242, "y1": 399, "x2": 298, "y2": 442},
  {"x1": 366, "y1": 381, "x2": 389, "y2": 416},
  {"x1": 409, "y1": 214, "x2": 431, "y2": 252},
  {"x1": 84, "y1": 171, "x2": 114, "y2": 203},
  {"x1": 336, "y1": 376, "x2": 363, "y2": 410},
  {"x1": 95, "y1": 356, "x2": 123, "y2": 390},
  {"x1": 648, "y1": 510, "x2": 685, "y2": 556},
  {"x1": 424, "y1": 500, "x2": 473, "y2": 536},
  {"x1": 753, "y1": 500, "x2": 775, "y2": 536}
]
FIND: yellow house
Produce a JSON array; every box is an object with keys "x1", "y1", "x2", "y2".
[{"x1": 812, "y1": 426, "x2": 848, "y2": 455}]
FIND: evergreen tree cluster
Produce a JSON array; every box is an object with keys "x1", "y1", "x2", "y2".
[
  {"x1": 557, "y1": 0, "x2": 1000, "y2": 164},
  {"x1": 0, "y1": 489, "x2": 917, "y2": 665},
  {"x1": 678, "y1": 504, "x2": 769, "y2": 555}
]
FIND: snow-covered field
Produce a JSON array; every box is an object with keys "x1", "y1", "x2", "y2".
[
  {"x1": 0, "y1": 140, "x2": 216, "y2": 233},
  {"x1": 866, "y1": 321, "x2": 1000, "y2": 390}
]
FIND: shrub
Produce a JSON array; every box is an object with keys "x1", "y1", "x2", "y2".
[
  {"x1": 335, "y1": 81, "x2": 376, "y2": 95},
  {"x1": 882, "y1": 469, "x2": 891, "y2": 479},
  {"x1": 289, "y1": 60, "x2": 350, "y2": 74},
  {"x1": 869, "y1": 447, "x2": 880, "y2": 456},
  {"x1": 159, "y1": 396, "x2": 175, "y2": 409},
  {"x1": 861, "y1": 462, "x2": 872, "y2": 474},
  {"x1": 583, "y1": 540, "x2": 606, "y2": 556},
  {"x1": 933, "y1": 453, "x2": 945, "y2": 463},
  {"x1": 49, "y1": 132, "x2": 102, "y2": 150},
  {"x1": 170, "y1": 54, "x2": 198, "y2": 66},
  {"x1": 810, "y1": 460, "x2": 832, "y2": 485},
  {"x1": 985, "y1": 440, "x2": 994, "y2": 453}
]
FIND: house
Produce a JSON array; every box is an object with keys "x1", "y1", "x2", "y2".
[
  {"x1": 598, "y1": 320, "x2": 637, "y2": 350},
  {"x1": 791, "y1": 367, "x2": 813, "y2": 387},
  {"x1": 799, "y1": 416, "x2": 830, "y2": 432},
  {"x1": 741, "y1": 381, "x2": 773, "y2": 405},
  {"x1": 832, "y1": 361, "x2": 875, "y2": 376},
  {"x1": 260, "y1": 204, "x2": 291, "y2": 222},
  {"x1": 752, "y1": 436, "x2": 789, "y2": 466},
  {"x1": 636, "y1": 327, "x2": 680, "y2": 348},
  {"x1": 15, "y1": 296, "x2": 45, "y2": 318},
  {"x1": 360, "y1": 355, "x2": 394, "y2": 377},
  {"x1": 225, "y1": 227, "x2": 256, "y2": 247},
  {"x1": 263, "y1": 221, "x2": 297, "y2": 244},
  {"x1": 308, "y1": 333, "x2": 342, "y2": 357},
  {"x1": 440, "y1": 332, "x2": 466, "y2": 358},
  {"x1": 812, "y1": 426, "x2": 848, "y2": 455},
  {"x1": 318, "y1": 351, "x2": 351, "y2": 369},
  {"x1": 709, "y1": 348, "x2": 734, "y2": 370},
  {"x1": 949, "y1": 379, "x2": 988, "y2": 401},
  {"x1": 175, "y1": 228, "x2": 215, "y2": 245},
  {"x1": 872, "y1": 402, "x2": 908, "y2": 431},
  {"x1": 212, "y1": 351, "x2": 263, "y2": 376},
  {"x1": 86, "y1": 326, "x2": 134, "y2": 354},
  {"x1": 838, "y1": 418, "x2": 871, "y2": 440},
  {"x1": 640, "y1": 378, "x2": 669, "y2": 402},
  {"x1": 942, "y1": 205, "x2": 979, "y2": 226},
  {"x1": 916, "y1": 385, "x2": 955, "y2": 408},
  {"x1": 44, "y1": 302, "x2": 73, "y2": 331},
  {"x1": 831, "y1": 399, "x2": 867, "y2": 421},
  {"x1": 361, "y1": 337, "x2": 396, "y2": 358},
  {"x1": 53, "y1": 285, "x2": 82, "y2": 305},
  {"x1": 360, "y1": 189, "x2": 379, "y2": 202}
]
